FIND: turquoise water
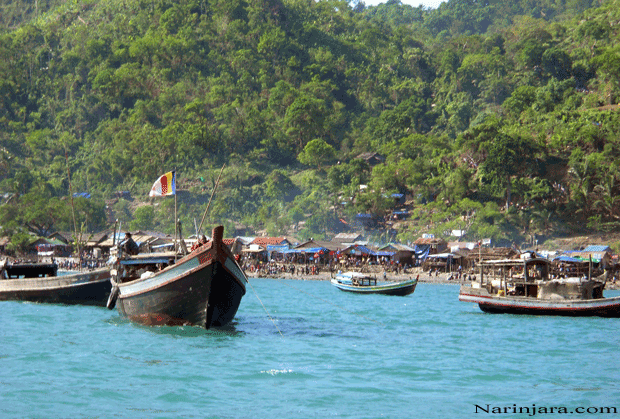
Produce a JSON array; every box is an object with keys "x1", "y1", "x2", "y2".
[{"x1": 1, "y1": 279, "x2": 619, "y2": 418}]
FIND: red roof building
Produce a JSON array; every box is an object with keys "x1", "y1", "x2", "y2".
[{"x1": 250, "y1": 237, "x2": 291, "y2": 247}]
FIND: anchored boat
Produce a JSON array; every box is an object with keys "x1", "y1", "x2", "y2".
[
  {"x1": 108, "y1": 226, "x2": 247, "y2": 328},
  {"x1": 458, "y1": 257, "x2": 620, "y2": 317},
  {"x1": 331, "y1": 271, "x2": 417, "y2": 296},
  {"x1": 0, "y1": 260, "x2": 111, "y2": 306}
]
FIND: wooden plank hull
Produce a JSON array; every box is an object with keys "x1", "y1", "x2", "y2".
[
  {"x1": 115, "y1": 233, "x2": 247, "y2": 328},
  {"x1": 459, "y1": 286, "x2": 620, "y2": 317},
  {"x1": 331, "y1": 278, "x2": 418, "y2": 296},
  {"x1": 0, "y1": 268, "x2": 112, "y2": 306}
]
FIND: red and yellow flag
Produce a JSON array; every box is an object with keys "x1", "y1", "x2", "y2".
[{"x1": 149, "y1": 171, "x2": 176, "y2": 197}]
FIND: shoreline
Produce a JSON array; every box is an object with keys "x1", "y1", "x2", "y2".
[
  {"x1": 248, "y1": 269, "x2": 468, "y2": 285},
  {"x1": 248, "y1": 269, "x2": 620, "y2": 289}
]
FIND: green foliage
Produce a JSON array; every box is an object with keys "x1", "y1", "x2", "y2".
[
  {"x1": 0, "y1": 0, "x2": 619, "y2": 246},
  {"x1": 297, "y1": 138, "x2": 337, "y2": 170},
  {"x1": 7, "y1": 231, "x2": 33, "y2": 254},
  {"x1": 129, "y1": 205, "x2": 155, "y2": 231}
]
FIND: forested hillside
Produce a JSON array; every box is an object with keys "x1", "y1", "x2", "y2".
[{"x1": 1, "y1": 0, "x2": 620, "y2": 252}]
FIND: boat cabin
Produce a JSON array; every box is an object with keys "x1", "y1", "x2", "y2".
[
  {"x1": 478, "y1": 257, "x2": 604, "y2": 300},
  {"x1": 351, "y1": 276, "x2": 377, "y2": 286},
  {"x1": 1, "y1": 262, "x2": 58, "y2": 279},
  {"x1": 335, "y1": 271, "x2": 378, "y2": 286},
  {"x1": 114, "y1": 252, "x2": 177, "y2": 283}
]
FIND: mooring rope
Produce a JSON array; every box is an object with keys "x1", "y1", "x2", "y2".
[
  {"x1": 246, "y1": 279, "x2": 284, "y2": 337},
  {"x1": 274, "y1": 278, "x2": 385, "y2": 327}
]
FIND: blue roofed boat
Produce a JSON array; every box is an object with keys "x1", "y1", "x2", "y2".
[{"x1": 331, "y1": 271, "x2": 417, "y2": 296}]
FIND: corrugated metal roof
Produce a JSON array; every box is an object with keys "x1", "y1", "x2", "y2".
[
  {"x1": 295, "y1": 240, "x2": 342, "y2": 251},
  {"x1": 582, "y1": 245, "x2": 611, "y2": 252},
  {"x1": 378, "y1": 243, "x2": 415, "y2": 252},
  {"x1": 236, "y1": 237, "x2": 255, "y2": 245},
  {"x1": 333, "y1": 233, "x2": 363, "y2": 241}
]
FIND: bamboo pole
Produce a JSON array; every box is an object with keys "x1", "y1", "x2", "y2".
[{"x1": 197, "y1": 164, "x2": 225, "y2": 236}]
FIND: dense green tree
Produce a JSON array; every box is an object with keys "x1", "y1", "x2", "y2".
[
  {"x1": 129, "y1": 205, "x2": 155, "y2": 231},
  {"x1": 297, "y1": 138, "x2": 337, "y2": 170},
  {"x1": 478, "y1": 132, "x2": 540, "y2": 210}
]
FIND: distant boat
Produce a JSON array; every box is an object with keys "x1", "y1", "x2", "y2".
[
  {"x1": 331, "y1": 271, "x2": 417, "y2": 296},
  {"x1": 459, "y1": 257, "x2": 620, "y2": 317},
  {"x1": 108, "y1": 226, "x2": 247, "y2": 328},
  {"x1": 0, "y1": 260, "x2": 112, "y2": 306}
]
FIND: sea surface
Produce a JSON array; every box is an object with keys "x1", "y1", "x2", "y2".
[{"x1": 1, "y1": 279, "x2": 619, "y2": 419}]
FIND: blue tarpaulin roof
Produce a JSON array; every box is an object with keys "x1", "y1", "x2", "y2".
[
  {"x1": 554, "y1": 255, "x2": 585, "y2": 263},
  {"x1": 338, "y1": 245, "x2": 395, "y2": 257},
  {"x1": 414, "y1": 245, "x2": 431, "y2": 261},
  {"x1": 266, "y1": 244, "x2": 290, "y2": 252}
]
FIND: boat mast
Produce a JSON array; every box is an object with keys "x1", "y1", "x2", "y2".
[
  {"x1": 65, "y1": 149, "x2": 80, "y2": 268},
  {"x1": 479, "y1": 240, "x2": 483, "y2": 286},
  {"x1": 197, "y1": 164, "x2": 225, "y2": 236},
  {"x1": 112, "y1": 219, "x2": 118, "y2": 246}
]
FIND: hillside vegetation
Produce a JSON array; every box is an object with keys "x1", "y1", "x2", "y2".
[{"x1": 1, "y1": 0, "x2": 620, "y2": 252}]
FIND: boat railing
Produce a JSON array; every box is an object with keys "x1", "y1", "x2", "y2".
[{"x1": 352, "y1": 276, "x2": 377, "y2": 286}]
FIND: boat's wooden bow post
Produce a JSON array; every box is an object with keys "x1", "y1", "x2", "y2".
[{"x1": 212, "y1": 225, "x2": 224, "y2": 247}]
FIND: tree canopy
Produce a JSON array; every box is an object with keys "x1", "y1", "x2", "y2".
[{"x1": 1, "y1": 0, "x2": 620, "y2": 249}]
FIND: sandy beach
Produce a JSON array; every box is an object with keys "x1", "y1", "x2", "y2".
[
  {"x1": 248, "y1": 267, "x2": 620, "y2": 289},
  {"x1": 248, "y1": 268, "x2": 469, "y2": 285}
]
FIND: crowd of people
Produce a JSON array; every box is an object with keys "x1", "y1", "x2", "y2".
[
  {"x1": 56, "y1": 258, "x2": 106, "y2": 271},
  {"x1": 240, "y1": 254, "x2": 422, "y2": 278},
  {"x1": 243, "y1": 261, "x2": 323, "y2": 277}
]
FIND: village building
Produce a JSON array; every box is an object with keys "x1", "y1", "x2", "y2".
[
  {"x1": 355, "y1": 152, "x2": 385, "y2": 166},
  {"x1": 414, "y1": 236, "x2": 448, "y2": 263},
  {"x1": 332, "y1": 232, "x2": 364, "y2": 245},
  {"x1": 377, "y1": 243, "x2": 415, "y2": 266},
  {"x1": 562, "y1": 245, "x2": 613, "y2": 268},
  {"x1": 466, "y1": 246, "x2": 519, "y2": 265},
  {"x1": 30, "y1": 237, "x2": 71, "y2": 257},
  {"x1": 250, "y1": 236, "x2": 291, "y2": 247}
]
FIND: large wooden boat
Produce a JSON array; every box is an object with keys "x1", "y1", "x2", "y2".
[
  {"x1": 459, "y1": 257, "x2": 620, "y2": 317},
  {"x1": 0, "y1": 260, "x2": 112, "y2": 306},
  {"x1": 331, "y1": 271, "x2": 417, "y2": 296},
  {"x1": 108, "y1": 226, "x2": 247, "y2": 328}
]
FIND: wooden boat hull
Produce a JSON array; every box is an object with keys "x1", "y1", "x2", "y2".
[
  {"x1": 115, "y1": 227, "x2": 247, "y2": 328},
  {"x1": 459, "y1": 286, "x2": 620, "y2": 317},
  {"x1": 0, "y1": 268, "x2": 112, "y2": 306},
  {"x1": 331, "y1": 278, "x2": 418, "y2": 296}
]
